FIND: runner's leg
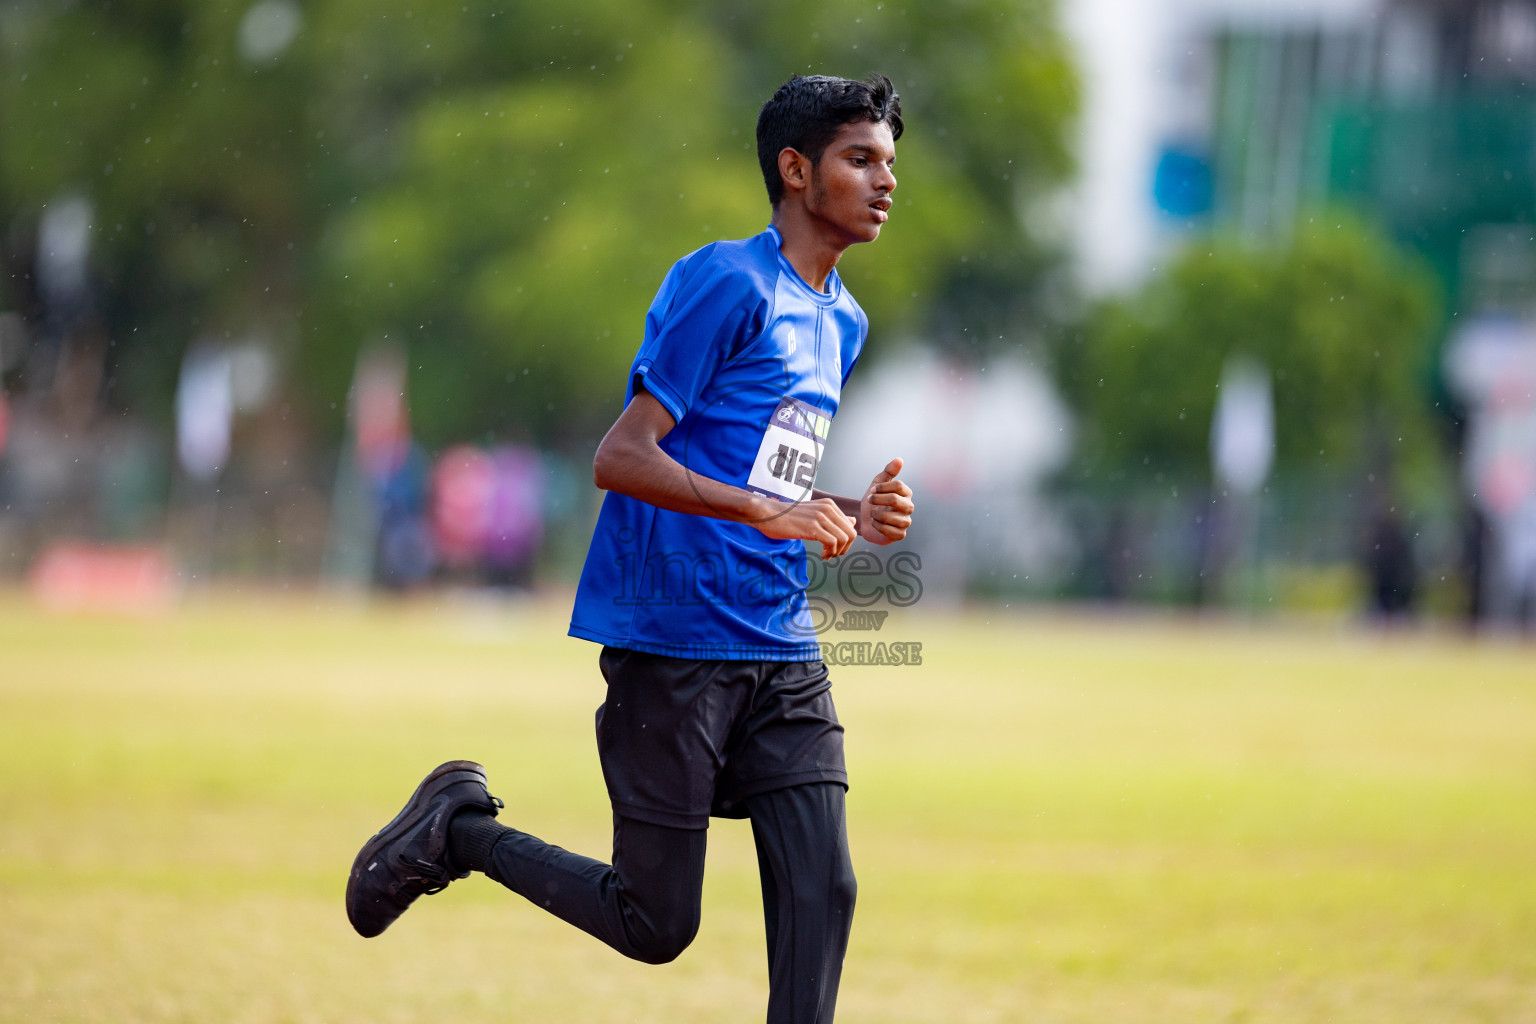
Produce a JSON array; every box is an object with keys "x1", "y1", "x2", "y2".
[
  {"x1": 470, "y1": 813, "x2": 707, "y2": 965},
  {"x1": 746, "y1": 782, "x2": 856, "y2": 1024}
]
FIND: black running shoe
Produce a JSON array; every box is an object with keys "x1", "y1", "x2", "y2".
[{"x1": 345, "y1": 760, "x2": 503, "y2": 938}]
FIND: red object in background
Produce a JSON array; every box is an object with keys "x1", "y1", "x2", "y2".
[{"x1": 28, "y1": 543, "x2": 178, "y2": 614}]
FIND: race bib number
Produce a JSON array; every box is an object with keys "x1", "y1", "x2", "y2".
[{"x1": 746, "y1": 397, "x2": 832, "y2": 503}]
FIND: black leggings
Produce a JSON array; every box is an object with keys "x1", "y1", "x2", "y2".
[{"x1": 484, "y1": 782, "x2": 856, "y2": 1024}]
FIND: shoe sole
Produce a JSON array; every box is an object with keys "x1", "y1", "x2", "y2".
[{"x1": 345, "y1": 759, "x2": 489, "y2": 937}]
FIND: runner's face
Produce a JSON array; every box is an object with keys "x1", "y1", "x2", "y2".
[{"x1": 806, "y1": 120, "x2": 897, "y2": 245}]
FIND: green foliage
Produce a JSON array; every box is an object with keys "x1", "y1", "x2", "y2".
[
  {"x1": 0, "y1": 0, "x2": 322, "y2": 416},
  {"x1": 1063, "y1": 216, "x2": 1443, "y2": 480},
  {"x1": 0, "y1": 0, "x2": 1077, "y2": 446}
]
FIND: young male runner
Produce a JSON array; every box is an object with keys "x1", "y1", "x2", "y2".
[{"x1": 346, "y1": 73, "x2": 915, "y2": 1024}]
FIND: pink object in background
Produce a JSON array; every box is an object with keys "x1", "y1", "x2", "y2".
[
  {"x1": 484, "y1": 447, "x2": 544, "y2": 570},
  {"x1": 429, "y1": 444, "x2": 545, "y2": 575},
  {"x1": 431, "y1": 445, "x2": 495, "y2": 568}
]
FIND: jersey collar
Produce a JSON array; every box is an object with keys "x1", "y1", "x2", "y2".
[{"x1": 765, "y1": 224, "x2": 842, "y2": 306}]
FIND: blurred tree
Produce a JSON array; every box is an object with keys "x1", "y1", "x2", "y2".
[
  {"x1": 0, "y1": 0, "x2": 321, "y2": 416},
  {"x1": 705, "y1": 0, "x2": 1078, "y2": 351},
  {"x1": 0, "y1": 0, "x2": 1076, "y2": 448},
  {"x1": 304, "y1": 0, "x2": 1078, "y2": 443},
  {"x1": 1061, "y1": 215, "x2": 1444, "y2": 485}
]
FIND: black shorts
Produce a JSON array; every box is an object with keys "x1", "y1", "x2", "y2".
[{"x1": 594, "y1": 646, "x2": 848, "y2": 829}]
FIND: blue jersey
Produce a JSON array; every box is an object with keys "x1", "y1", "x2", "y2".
[{"x1": 569, "y1": 225, "x2": 867, "y2": 660}]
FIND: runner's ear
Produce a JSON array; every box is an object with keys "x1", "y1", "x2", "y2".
[{"x1": 778, "y1": 147, "x2": 810, "y2": 197}]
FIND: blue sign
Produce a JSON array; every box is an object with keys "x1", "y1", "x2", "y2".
[{"x1": 1153, "y1": 147, "x2": 1214, "y2": 218}]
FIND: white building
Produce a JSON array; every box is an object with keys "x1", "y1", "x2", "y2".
[{"x1": 1067, "y1": 0, "x2": 1407, "y2": 295}]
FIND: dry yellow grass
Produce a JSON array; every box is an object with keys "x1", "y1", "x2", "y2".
[{"x1": 1, "y1": 593, "x2": 1533, "y2": 1022}]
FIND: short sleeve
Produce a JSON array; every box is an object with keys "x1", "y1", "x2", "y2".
[{"x1": 630, "y1": 253, "x2": 767, "y2": 424}]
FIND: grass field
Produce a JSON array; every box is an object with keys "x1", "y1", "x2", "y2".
[{"x1": 1, "y1": 593, "x2": 1533, "y2": 1023}]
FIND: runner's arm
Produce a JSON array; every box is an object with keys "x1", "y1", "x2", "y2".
[
  {"x1": 811, "y1": 490, "x2": 861, "y2": 518},
  {"x1": 815, "y1": 457, "x2": 914, "y2": 545},
  {"x1": 593, "y1": 389, "x2": 857, "y2": 558}
]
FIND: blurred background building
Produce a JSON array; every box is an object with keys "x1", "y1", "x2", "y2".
[
  {"x1": 0, "y1": 0, "x2": 1532, "y2": 627},
  {"x1": 1059, "y1": 0, "x2": 1536, "y2": 625}
]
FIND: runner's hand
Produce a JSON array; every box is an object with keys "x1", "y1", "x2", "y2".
[
  {"x1": 752, "y1": 497, "x2": 858, "y2": 560},
  {"x1": 859, "y1": 457, "x2": 914, "y2": 545}
]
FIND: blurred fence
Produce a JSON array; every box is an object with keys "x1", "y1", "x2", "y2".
[
  {"x1": 1050, "y1": 477, "x2": 1468, "y2": 619},
  {"x1": 0, "y1": 410, "x2": 1477, "y2": 624}
]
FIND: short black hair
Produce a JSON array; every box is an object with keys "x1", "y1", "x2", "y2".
[{"x1": 756, "y1": 73, "x2": 903, "y2": 207}]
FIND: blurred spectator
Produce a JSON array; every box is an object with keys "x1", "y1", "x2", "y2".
[
  {"x1": 353, "y1": 345, "x2": 411, "y2": 484},
  {"x1": 483, "y1": 446, "x2": 545, "y2": 586},
  {"x1": 375, "y1": 442, "x2": 434, "y2": 590},
  {"x1": 1462, "y1": 503, "x2": 1488, "y2": 627},
  {"x1": 431, "y1": 444, "x2": 544, "y2": 587},
  {"x1": 431, "y1": 445, "x2": 493, "y2": 572},
  {"x1": 324, "y1": 343, "x2": 419, "y2": 589},
  {"x1": 1363, "y1": 500, "x2": 1416, "y2": 619},
  {"x1": 1445, "y1": 317, "x2": 1536, "y2": 630}
]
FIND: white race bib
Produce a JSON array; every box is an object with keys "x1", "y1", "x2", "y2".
[{"x1": 746, "y1": 397, "x2": 832, "y2": 503}]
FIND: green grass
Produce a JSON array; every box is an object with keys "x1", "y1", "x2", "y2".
[{"x1": 1, "y1": 594, "x2": 1533, "y2": 1023}]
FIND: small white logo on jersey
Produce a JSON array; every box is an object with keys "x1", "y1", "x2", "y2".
[{"x1": 786, "y1": 327, "x2": 797, "y2": 355}]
